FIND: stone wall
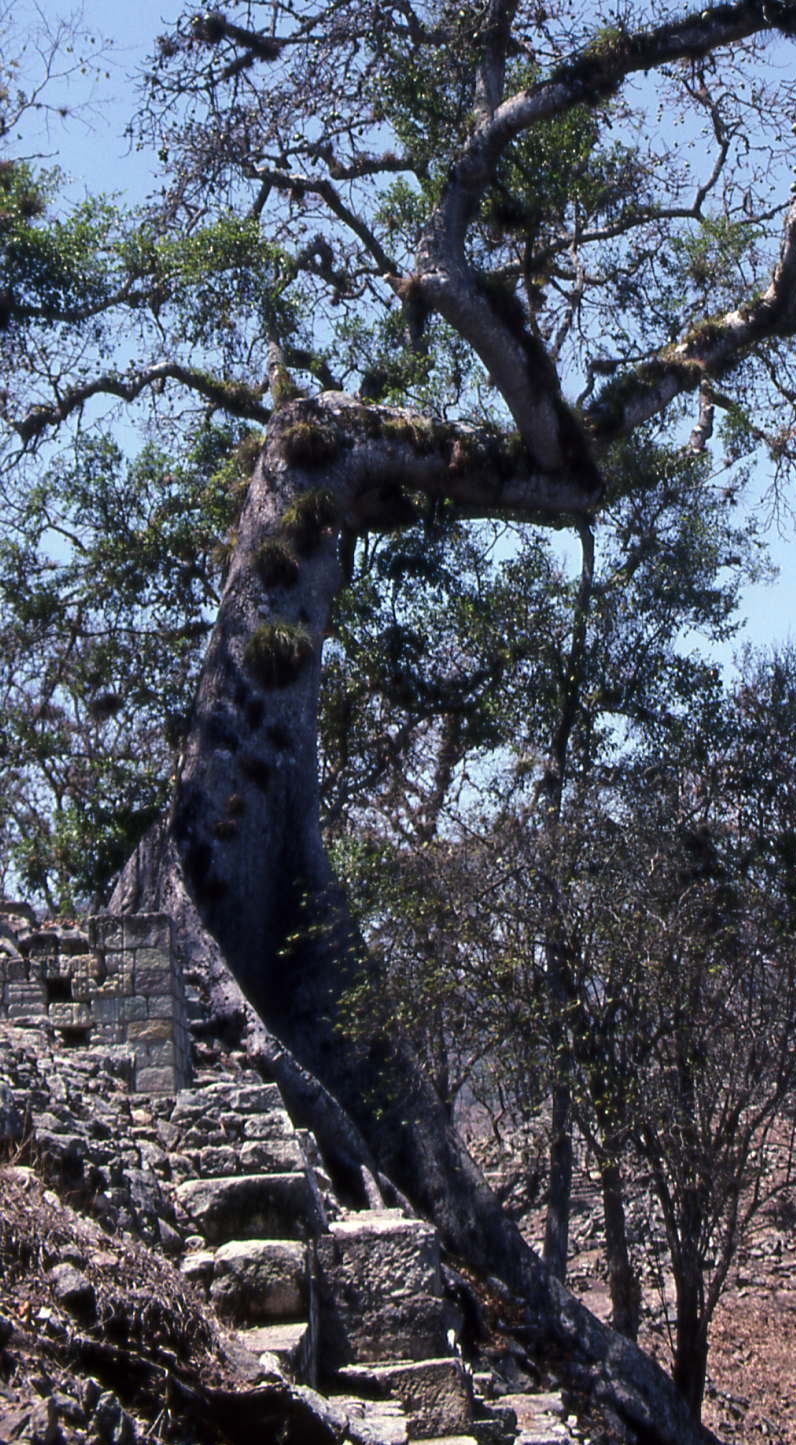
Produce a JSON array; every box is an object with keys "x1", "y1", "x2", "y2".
[{"x1": 0, "y1": 903, "x2": 190, "y2": 1094}]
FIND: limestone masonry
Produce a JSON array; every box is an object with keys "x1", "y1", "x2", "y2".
[{"x1": 0, "y1": 902, "x2": 190, "y2": 1094}]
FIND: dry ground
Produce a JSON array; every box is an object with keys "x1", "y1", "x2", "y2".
[{"x1": 520, "y1": 1173, "x2": 796, "y2": 1444}]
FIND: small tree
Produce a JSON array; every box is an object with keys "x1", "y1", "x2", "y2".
[{"x1": 524, "y1": 653, "x2": 796, "y2": 1418}]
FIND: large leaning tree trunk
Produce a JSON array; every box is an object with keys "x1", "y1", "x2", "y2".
[{"x1": 112, "y1": 393, "x2": 716, "y2": 1445}]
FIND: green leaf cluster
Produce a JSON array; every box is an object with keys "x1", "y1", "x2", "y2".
[
  {"x1": 0, "y1": 422, "x2": 253, "y2": 910},
  {"x1": 122, "y1": 212, "x2": 294, "y2": 349},
  {"x1": 0, "y1": 164, "x2": 119, "y2": 321}
]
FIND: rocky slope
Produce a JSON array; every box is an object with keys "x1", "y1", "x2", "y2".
[{"x1": 0, "y1": 1017, "x2": 585, "y2": 1445}]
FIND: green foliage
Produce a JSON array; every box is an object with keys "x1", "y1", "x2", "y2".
[
  {"x1": 204, "y1": 427, "x2": 263, "y2": 518},
  {"x1": 482, "y1": 75, "x2": 600, "y2": 247},
  {"x1": 2, "y1": 15, "x2": 795, "y2": 1397},
  {"x1": 0, "y1": 164, "x2": 119, "y2": 322},
  {"x1": 322, "y1": 429, "x2": 763, "y2": 1107},
  {"x1": 374, "y1": 177, "x2": 429, "y2": 243},
  {"x1": 331, "y1": 830, "x2": 501, "y2": 1108},
  {"x1": 0, "y1": 422, "x2": 249, "y2": 909},
  {"x1": 369, "y1": 5, "x2": 478, "y2": 193},
  {"x1": 120, "y1": 213, "x2": 294, "y2": 351},
  {"x1": 0, "y1": 155, "x2": 296, "y2": 435},
  {"x1": 338, "y1": 307, "x2": 472, "y2": 417},
  {"x1": 16, "y1": 783, "x2": 167, "y2": 914},
  {"x1": 320, "y1": 514, "x2": 555, "y2": 835},
  {"x1": 670, "y1": 213, "x2": 762, "y2": 305}
]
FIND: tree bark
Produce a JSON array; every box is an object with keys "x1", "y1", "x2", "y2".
[
  {"x1": 544, "y1": 1079, "x2": 573, "y2": 1282},
  {"x1": 600, "y1": 1155, "x2": 641, "y2": 1343},
  {"x1": 673, "y1": 1250, "x2": 709, "y2": 1421},
  {"x1": 111, "y1": 395, "x2": 721, "y2": 1445}
]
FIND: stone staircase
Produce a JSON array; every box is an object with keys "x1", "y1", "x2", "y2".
[
  {"x1": 317, "y1": 1207, "x2": 478, "y2": 1442},
  {"x1": 169, "y1": 1075, "x2": 580, "y2": 1445},
  {"x1": 174, "y1": 1078, "x2": 321, "y2": 1383}
]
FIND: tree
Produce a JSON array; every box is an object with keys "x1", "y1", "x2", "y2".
[
  {"x1": 6, "y1": 2, "x2": 796, "y2": 1439},
  {"x1": 481, "y1": 645, "x2": 796, "y2": 1418},
  {"x1": 326, "y1": 432, "x2": 764, "y2": 1323},
  {"x1": 565, "y1": 663, "x2": 796, "y2": 1418},
  {"x1": 0, "y1": 426, "x2": 250, "y2": 909},
  {"x1": 515, "y1": 436, "x2": 765, "y2": 1306}
]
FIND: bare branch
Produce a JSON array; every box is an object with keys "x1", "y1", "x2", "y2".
[
  {"x1": 251, "y1": 166, "x2": 397, "y2": 276},
  {"x1": 323, "y1": 150, "x2": 415, "y2": 182},
  {"x1": 425, "y1": 0, "x2": 795, "y2": 261},
  {"x1": 412, "y1": 0, "x2": 796, "y2": 475},
  {"x1": 9, "y1": 364, "x2": 270, "y2": 447},
  {"x1": 588, "y1": 197, "x2": 796, "y2": 444}
]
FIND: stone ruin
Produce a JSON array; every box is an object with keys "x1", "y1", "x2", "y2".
[
  {"x1": 0, "y1": 902, "x2": 191, "y2": 1094},
  {"x1": 0, "y1": 896, "x2": 578, "y2": 1444}
]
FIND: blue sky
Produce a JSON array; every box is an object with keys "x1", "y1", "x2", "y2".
[
  {"x1": 14, "y1": 1, "x2": 171, "y2": 196},
  {"x1": 14, "y1": 1, "x2": 796, "y2": 666}
]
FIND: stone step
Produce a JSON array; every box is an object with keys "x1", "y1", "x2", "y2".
[
  {"x1": 317, "y1": 1211, "x2": 451, "y2": 1371},
  {"x1": 212, "y1": 1238, "x2": 309, "y2": 1323},
  {"x1": 421, "y1": 1438, "x2": 480, "y2": 1445},
  {"x1": 502, "y1": 1393, "x2": 576, "y2": 1445},
  {"x1": 175, "y1": 1171, "x2": 323, "y2": 1244},
  {"x1": 336, "y1": 1394, "x2": 409, "y2": 1444},
  {"x1": 338, "y1": 1358, "x2": 474, "y2": 1440},
  {"x1": 185, "y1": 1132, "x2": 306, "y2": 1177},
  {"x1": 172, "y1": 1081, "x2": 284, "y2": 1120},
  {"x1": 470, "y1": 1399, "x2": 518, "y2": 1445},
  {"x1": 236, "y1": 1320, "x2": 315, "y2": 1384},
  {"x1": 514, "y1": 1428, "x2": 575, "y2": 1444}
]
